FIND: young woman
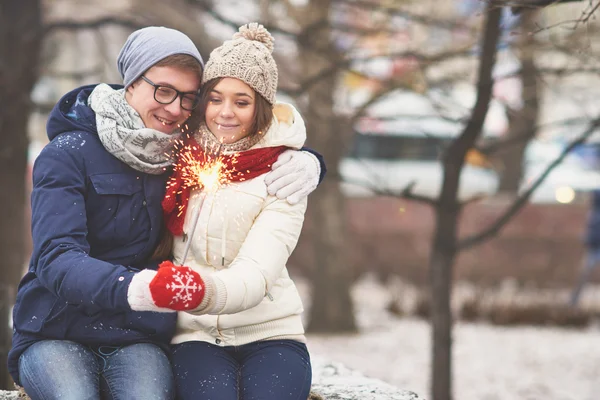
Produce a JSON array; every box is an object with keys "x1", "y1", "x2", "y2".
[
  {"x1": 127, "y1": 23, "x2": 312, "y2": 399},
  {"x1": 11, "y1": 26, "x2": 322, "y2": 400}
]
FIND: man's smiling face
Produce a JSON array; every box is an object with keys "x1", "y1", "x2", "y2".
[{"x1": 126, "y1": 65, "x2": 201, "y2": 134}]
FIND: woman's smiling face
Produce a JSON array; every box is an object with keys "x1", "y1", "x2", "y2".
[
  {"x1": 125, "y1": 65, "x2": 201, "y2": 134},
  {"x1": 205, "y1": 78, "x2": 256, "y2": 144}
]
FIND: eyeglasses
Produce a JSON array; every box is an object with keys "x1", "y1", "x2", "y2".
[{"x1": 140, "y1": 75, "x2": 200, "y2": 111}]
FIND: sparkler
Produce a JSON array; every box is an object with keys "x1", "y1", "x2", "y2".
[
  {"x1": 180, "y1": 195, "x2": 204, "y2": 265},
  {"x1": 174, "y1": 140, "x2": 235, "y2": 264}
]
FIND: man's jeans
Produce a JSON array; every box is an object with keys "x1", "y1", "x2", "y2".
[{"x1": 19, "y1": 340, "x2": 174, "y2": 400}]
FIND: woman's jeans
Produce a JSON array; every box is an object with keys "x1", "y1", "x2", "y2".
[
  {"x1": 172, "y1": 339, "x2": 312, "y2": 400},
  {"x1": 19, "y1": 340, "x2": 175, "y2": 400}
]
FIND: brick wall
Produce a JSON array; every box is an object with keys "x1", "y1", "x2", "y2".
[{"x1": 289, "y1": 196, "x2": 590, "y2": 289}]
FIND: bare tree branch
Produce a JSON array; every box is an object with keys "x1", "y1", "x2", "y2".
[
  {"x1": 458, "y1": 115, "x2": 600, "y2": 250},
  {"x1": 45, "y1": 17, "x2": 144, "y2": 33},
  {"x1": 185, "y1": 0, "x2": 298, "y2": 37},
  {"x1": 278, "y1": 0, "x2": 298, "y2": 14},
  {"x1": 491, "y1": 0, "x2": 586, "y2": 13},
  {"x1": 460, "y1": 193, "x2": 491, "y2": 205},
  {"x1": 397, "y1": 181, "x2": 440, "y2": 206},
  {"x1": 285, "y1": 46, "x2": 471, "y2": 97},
  {"x1": 347, "y1": 78, "x2": 419, "y2": 127},
  {"x1": 342, "y1": 177, "x2": 439, "y2": 206},
  {"x1": 477, "y1": 115, "x2": 598, "y2": 154},
  {"x1": 276, "y1": 0, "x2": 305, "y2": 21},
  {"x1": 336, "y1": 0, "x2": 476, "y2": 33},
  {"x1": 45, "y1": 66, "x2": 104, "y2": 80},
  {"x1": 443, "y1": 8, "x2": 502, "y2": 165},
  {"x1": 91, "y1": 29, "x2": 116, "y2": 82},
  {"x1": 510, "y1": 0, "x2": 600, "y2": 34},
  {"x1": 499, "y1": 66, "x2": 600, "y2": 79},
  {"x1": 529, "y1": 17, "x2": 590, "y2": 34},
  {"x1": 492, "y1": 0, "x2": 583, "y2": 6},
  {"x1": 573, "y1": 0, "x2": 600, "y2": 25},
  {"x1": 128, "y1": 0, "x2": 220, "y2": 60},
  {"x1": 477, "y1": 130, "x2": 534, "y2": 154}
]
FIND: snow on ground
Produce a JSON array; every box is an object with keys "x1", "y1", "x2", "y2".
[{"x1": 297, "y1": 275, "x2": 600, "y2": 400}]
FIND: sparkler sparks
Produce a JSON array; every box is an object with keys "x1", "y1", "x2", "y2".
[
  {"x1": 165, "y1": 135, "x2": 239, "y2": 264},
  {"x1": 166, "y1": 137, "x2": 237, "y2": 218},
  {"x1": 179, "y1": 148, "x2": 230, "y2": 194}
]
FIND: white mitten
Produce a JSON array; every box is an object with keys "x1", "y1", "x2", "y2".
[{"x1": 264, "y1": 149, "x2": 320, "y2": 205}]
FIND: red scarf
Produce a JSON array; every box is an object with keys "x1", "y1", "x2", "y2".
[{"x1": 162, "y1": 137, "x2": 287, "y2": 235}]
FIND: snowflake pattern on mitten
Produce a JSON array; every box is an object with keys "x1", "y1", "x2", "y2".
[{"x1": 149, "y1": 261, "x2": 205, "y2": 310}]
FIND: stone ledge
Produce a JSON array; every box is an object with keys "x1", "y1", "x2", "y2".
[
  {"x1": 310, "y1": 357, "x2": 423, "y2": 400},
  {"x1": 0, "y1": 358, "x2": 424, "y2": 400}
]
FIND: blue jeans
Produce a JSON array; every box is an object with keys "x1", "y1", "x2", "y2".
[
  {"x1": 18, "y1": 340, "x2": 175, "y2": 400},
  {"x1": 172, "y1": 340, "x2": 312, "y2": 400}
]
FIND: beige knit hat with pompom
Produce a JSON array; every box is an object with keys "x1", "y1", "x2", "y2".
[{"x1": 202, "y1": 23, "x2": 277, "y2": 104}]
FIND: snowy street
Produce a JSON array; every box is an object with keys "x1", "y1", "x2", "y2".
[{"x1": 301, "y1": 277, "x2": 600, "y2": 400}]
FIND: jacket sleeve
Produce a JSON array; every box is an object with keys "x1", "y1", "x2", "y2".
[
  {"x1": 206, "y1": 196, "x2": 307, "y2": 315},
  {"x1": 30, "y1": 144, "x2": 136, "y2": 311},
  {"x1": 301, "y1": 146, "x2": 326, "y2": 184}
]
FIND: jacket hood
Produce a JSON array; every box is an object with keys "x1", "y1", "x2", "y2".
[
  {"x1": 254, "y1": 102, "x2": 306, "y2": 150},
  {"x1": 46, "y1": 84, "x2": 123, "y2": 141}
]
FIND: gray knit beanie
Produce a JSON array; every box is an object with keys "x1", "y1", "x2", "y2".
[
  {"x1": 117, "y1": 26, "x2": 204, "y2": 88},
  {"x1": 202, "y1": 23, "x2": 277, "y2": 104}
]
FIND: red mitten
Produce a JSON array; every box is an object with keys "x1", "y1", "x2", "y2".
[{"x1": 149, "y1": 261, "x2": 205, "y2": 311}]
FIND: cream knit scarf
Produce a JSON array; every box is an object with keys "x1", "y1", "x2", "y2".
[
  {"x1": 193, "y1": 122, "x2": 263, "y2": 154},
  {"x1": 88, "y1": 83, "x2": 180, "y2": 175}
]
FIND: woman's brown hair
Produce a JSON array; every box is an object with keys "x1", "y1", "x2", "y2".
[{"x1": 150, "y1": 225, "x2": 174, "y2": 262}]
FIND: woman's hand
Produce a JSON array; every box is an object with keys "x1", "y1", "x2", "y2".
[
  {"x1": 150, "y1": 261, "x2": 206, "y2": 310},
  {"x1": 127, "y1": 261, "x2": 206, "y2": 312}
]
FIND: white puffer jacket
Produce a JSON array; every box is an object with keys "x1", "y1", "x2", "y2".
[{"x1": 171, "y1": 103, "x2": 308, "y2": 347}]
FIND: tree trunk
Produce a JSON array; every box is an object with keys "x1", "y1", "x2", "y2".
[
  {"x1": 300, "y1": 0, "x2": 356, "y2": 333},
  {"x1": 0, "y1": 0, "x2": 42, "y2": 389},
  {"x1": 429, "y1": 198, "x2": 459, "y2": 400},
  {"x1": 498, "y1": 10, "x2": 539, "y2": 193},
  {"x1": 430, "y1": 6, "x2": 502, "y2": 400}
]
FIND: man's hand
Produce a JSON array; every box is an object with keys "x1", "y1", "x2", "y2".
[{"x1": 265, "y1": 149, "x2": 320, "y2": 205}]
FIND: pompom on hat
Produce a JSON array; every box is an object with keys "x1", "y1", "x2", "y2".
[
  {"x1": 202, "y1": 23, "x2": 278, "y2": 104},
  {"x1": 117, "y1": 26, "x2": 204, "y2": 88}
]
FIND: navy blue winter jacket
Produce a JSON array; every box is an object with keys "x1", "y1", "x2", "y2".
[{"x1": 8, "y1": 85, "x2": 177, "y2": 385}]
